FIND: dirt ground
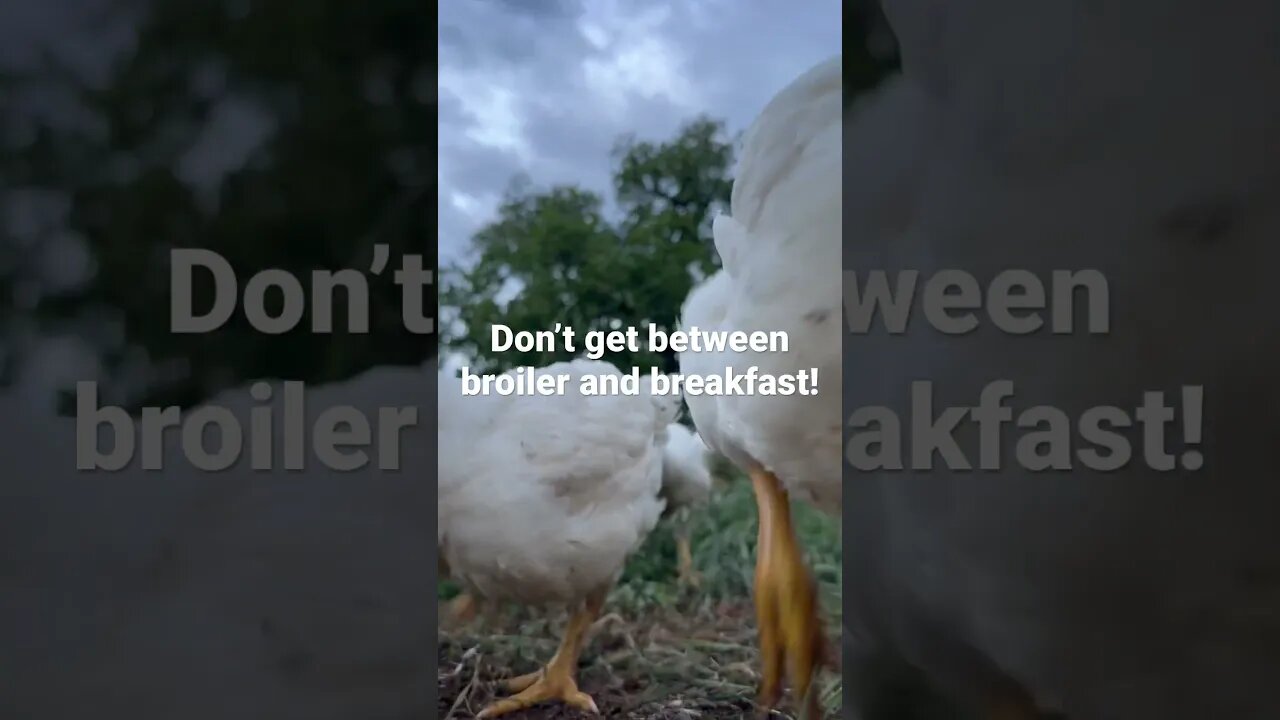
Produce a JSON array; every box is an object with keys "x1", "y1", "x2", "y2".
[{"x1": 437, "y1": 601, "x2": 838, "y2": 719}]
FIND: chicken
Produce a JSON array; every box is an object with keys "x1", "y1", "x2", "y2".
[
  {"x1": 437, "y1": 358, "x2": 679, "y2": 717},
  {"x1": 678, "y1": 56, "x2": 843, "y2": 716},
  {"x1": 446, "y1": 419, "x2": 714, "y2": 618},
  {"x1": 658, "y1": 421, "x2": 715, "y2": 588},
  {"x1": 842, "y1": 0, "x2": 1280, "y2": 717}
]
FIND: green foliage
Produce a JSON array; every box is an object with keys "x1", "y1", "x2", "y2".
[
  {"x1": 441, "y1": 117, "x2": 734, "y2": 375},
  {"x1": 613, "y1": 478, "x2": 842, "y2": 615},
  {"x1": 3, "y1": 1, "x2": 435, "y2": 408}
]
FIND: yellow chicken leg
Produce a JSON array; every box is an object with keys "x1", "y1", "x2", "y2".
[
  {"x1": 676, "y1": 527, "x2": 702, "y2": 589},
  {"x1": 449, "y1": 592, "x2": 479, "y2": 624},
  {"x1": 477, "y1": 589, "x2": 607, "y2": 718},
  {"x1": 750, "y1": 465, "x2": 825, "y2": 718}
]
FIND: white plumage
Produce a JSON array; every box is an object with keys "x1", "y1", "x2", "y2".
[
  {"x1": 658, "y1": 421, "x2": 714, "y2": 511},
  {"x1": 437, "y1": 358, "x2": 676, "y2": 606},
  {"x1": 657, "y1": 420, "x2": 716, "y2": 589},
  {"x1": 1, "y1": 356, "x2": 683, "y2": 718},
  {"x1": 680, "y1": 56, "x2": 843, "y2": 513},
  {"x1": 436, "y1": 357, "x2": 681, "y2": 716},
  {"x1": 677, "y1": 55, "x2": 843, "y2": 715}
]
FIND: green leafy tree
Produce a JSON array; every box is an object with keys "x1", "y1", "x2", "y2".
[{"x1": 442, "y1": 117, "x2": 733, "y2": 375}]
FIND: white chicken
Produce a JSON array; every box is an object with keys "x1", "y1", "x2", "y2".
[
  {"x1": 436, "y1": 358, "x2": 679, "y2": 717},
  {"x1": 658, "y1": 421, "x2": 715, "y2": 587},
  {"x1": 840, "y1": 0, "x2": 1280, "y2": 718},
  {"x1": 678, "y1": 56, "x2": 843, "y2": 716},
  {"x1": 445, "y1": 423, "x2": 713, "y2": 621}
]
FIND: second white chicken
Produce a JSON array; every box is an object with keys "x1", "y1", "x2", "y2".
[{"x1": 437, "y1": 358, "x2": 679, "y2": 718}]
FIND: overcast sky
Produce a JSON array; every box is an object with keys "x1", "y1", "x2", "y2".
[{"x1": 438, "y1": 0, "x2": 842, "y2": 266}]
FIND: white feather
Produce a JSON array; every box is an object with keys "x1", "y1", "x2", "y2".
[
  {"x1": 679, "y1": 56, "x2": 843, "y2": 513},
  {"x1": 437, "y1": 358, "x2": 674, "y2": 605},
  {"x1": 659, "y1": 422, "x2": 714, "y2": 510}
]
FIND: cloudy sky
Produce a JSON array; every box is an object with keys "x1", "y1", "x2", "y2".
[{"x1": 438, "y1": 0, "x2": 842, "y2": 266}]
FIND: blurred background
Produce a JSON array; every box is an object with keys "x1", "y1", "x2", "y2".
[
  {"x1": 0, "y1": 1, "x2": 890, "y2": 718},
  {"x1": 0, "y1": 2, "x2": 437, "y2": 719},
  {"x1": 0, "y1": 0, "x2": 435, "y2": 414}
]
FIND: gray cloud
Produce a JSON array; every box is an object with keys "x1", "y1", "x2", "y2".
[{"x1": 437, "y1": 0, "x2": 842, "y2": 266}]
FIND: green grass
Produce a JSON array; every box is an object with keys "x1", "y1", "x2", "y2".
[{"x1": 437, "y1": 473, "x2": 843, "y2": 718}]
